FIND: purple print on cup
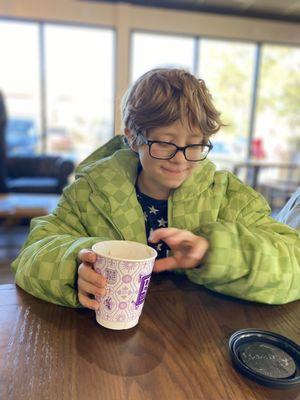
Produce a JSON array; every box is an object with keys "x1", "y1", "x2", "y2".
[
  {"x1": 135, "y1": 274, "x2": 152, "y2": 307},
  {"x1": 122, "y1": 274, "x2": 132, "y2": 284},
  {"x1": 105, "y1": 268, "x2": 117, "y2": 284},
  {"x1": 119, "y1": 302, "x2": 127, "y2": 310},
  {"x1": 92, "y1": 240, "x2": 157, "y2": 330},
  {"x1": 104, "y1": 296, "x2": 114, "y2": 311}
]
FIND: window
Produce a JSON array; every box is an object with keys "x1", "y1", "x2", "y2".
[
  {"x1": 254, "y1": 45, "x2": 300, "y2": 165},
  {"x1": 0, "y1": 20, "x2": 40, "y2": 155},
  {"x1": 0, "y1": 20, "x2": 115, "y2": 161},
  {"x1": 198, "y1": 39, "x2": 256, "y2": 164},
  {"x1": 44, "y1": 25, "x2": 115, "y2": 161},
  {"x1": 131, "y1": 32, "x2": 195, "y2": 82}
]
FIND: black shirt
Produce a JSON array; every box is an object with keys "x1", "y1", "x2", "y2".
[{"x1": 136, "y1": 185, "x2": 169, "y2": 259}]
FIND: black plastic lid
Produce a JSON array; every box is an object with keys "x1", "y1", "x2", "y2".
[{"x1": 229, "y1": 329, "x2": 300, "y2": 388}]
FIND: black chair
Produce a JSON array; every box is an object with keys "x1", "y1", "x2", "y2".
[{"x1": 5, "y1": 155, "x2": 74, "y2": 194}]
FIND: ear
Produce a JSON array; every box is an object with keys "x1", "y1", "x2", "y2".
[{"x1": 124, "y1": 128, "x2": 138, "y2": 151}]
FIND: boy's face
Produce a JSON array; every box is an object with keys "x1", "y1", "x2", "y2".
[{"x1": 127, "y1": 119, "x2": 204, "y2": 200}]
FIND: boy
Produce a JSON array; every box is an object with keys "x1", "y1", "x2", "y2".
[{"x1": 12, "y1": 68, "x2": 300, "y2": 309}]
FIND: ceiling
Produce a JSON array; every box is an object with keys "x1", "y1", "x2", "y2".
[{"x1": 84, "y1": 0, "x2": 300, "y2": 23}]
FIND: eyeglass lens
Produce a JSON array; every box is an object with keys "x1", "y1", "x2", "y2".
[{"x1": 150, "y1": 142, "x2": 209, "y2": 161}]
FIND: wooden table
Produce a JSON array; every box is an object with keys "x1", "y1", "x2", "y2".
[{"x1": 1, "y1": 274, "x2": 300, "y2": 400}]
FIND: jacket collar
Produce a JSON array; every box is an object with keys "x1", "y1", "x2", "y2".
[
  {"x1": 80, "y1": 149, "x2": 216, "y2": 243},
  {"x1": 171, "y1": 159, "x2": 216, "y2": 202},
  {"x1": 83, "y1": 149, "x2": 216, "y2": 205}
]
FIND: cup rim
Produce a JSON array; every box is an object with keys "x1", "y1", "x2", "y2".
[{"x1": 92, "y1": 240, "x2": 158, "y2": 262}]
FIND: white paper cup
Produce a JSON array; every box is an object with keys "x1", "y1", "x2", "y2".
[{"x1": 92, "y1": 240, "x2": 157, "y2": 330}]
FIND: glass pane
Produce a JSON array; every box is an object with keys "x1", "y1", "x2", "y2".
[
  {"x1": 198, "y1": 39, "x2": 256, "y2": 166},
  {"x1": 131, "y1": 32, "x2": 195, "y2": 81},
  {"x1": 255, "y1": 45, "x2": 300, "y2": 164},
  {"x1": 44, "y1": 25, "x2": 114, "y2": 162},
  {"x1": 254, "y1": 45, "x2": 300, "y2": 209},
  {"x1": 0, "y1": 20, "x2": 41, "y2": 155}
]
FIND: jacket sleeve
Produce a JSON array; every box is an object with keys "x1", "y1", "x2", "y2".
[
  {"x1": 11, "y1": 182, "x2": 115, "y2": 308},
  {"x1": 185, "y1": 194, "x2": 300, "y2": 304}
]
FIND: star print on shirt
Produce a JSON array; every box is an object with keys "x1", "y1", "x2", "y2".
[
  {"x1": 157, "y1": 217, "x2": 167, "y2": 227},
  {"x1": 156, "y1": 243, "x2": 163, "y2": 251},
  {"x1": 135, "y1": 184, "x2": 169, "y2": 259},
  {"x1": 148, "y1": 205, "x2": 159, "y2": 215}
]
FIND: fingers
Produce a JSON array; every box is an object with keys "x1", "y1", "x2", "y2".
[
  {"x1": 77, "y1": 248, "x2": 107, "y2": 310},
  {"x1": 78, "y1": 262, "x2": 106, "y2": 288},
  {"x1": 77, "y1": 267, "x2": 107, "y2": 310},
  {"x1": 153, "y1": 257, "x2": 178, "y2": 272},
  {"x1": 149, "y1": 228, "x2": 194, "y2": 244},
  {"x1": 152, "y1": 251, "x2": 199, "y2": 272},
  {"x1": 149, "y1": 228, "x2": 195, "y2": 251},
  {"x1": 148, "y1": 228, "x2": 180, "y2": 243},
  {"x1": 164, "y1": 233, "x2": 194, "y2": 250},
  {"x1": 78, "y1": 276, "x2": 106, "y2": 297},
  {"x1": 78, "y1": 248, "x2": 97, "y2": 264},
  {"x1": 78, "y1": 289, "x2": 101, "y2": 310},
  {"x1": 150, "y1": 228, "x2": 210, "y2": 271},
  {"x1": 189, "y1": 237, "x2": 209, "y2": 259}
]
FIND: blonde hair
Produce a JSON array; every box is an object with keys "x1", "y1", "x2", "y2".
[{"x1": 121, "y1": 68, "x2": 225, "y2": 146}]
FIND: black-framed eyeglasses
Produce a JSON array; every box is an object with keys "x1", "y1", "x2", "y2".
[{"x1": 144, "y1": 140, "x2": 213, "y2": 161}]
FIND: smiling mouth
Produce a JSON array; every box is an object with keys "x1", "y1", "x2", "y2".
[{"x1": 161, "y1": 167, "x2": 186, "y2": 174}]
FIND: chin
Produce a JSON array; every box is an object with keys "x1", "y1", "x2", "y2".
[{"x1": 167, "y1": 181, "x2": 184, "y2": 189}]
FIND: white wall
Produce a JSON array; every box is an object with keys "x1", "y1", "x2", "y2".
[{"x1": 1, "y1": 0, "x2": 299, "y2": 133}]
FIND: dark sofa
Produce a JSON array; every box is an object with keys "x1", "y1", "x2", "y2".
[{"x1": 5, "y1": 155, "x2": 75, "y2": 194}]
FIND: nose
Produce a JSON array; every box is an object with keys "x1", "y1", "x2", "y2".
[{"x1": 169, "y1": 149, "x2": 186, "y2": 163}]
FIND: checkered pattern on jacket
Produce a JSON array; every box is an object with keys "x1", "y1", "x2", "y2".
[{"x1": 12, "y1": 136, "x2": 300, "y2": 307}]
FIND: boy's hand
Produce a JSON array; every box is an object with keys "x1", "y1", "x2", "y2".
[
  {"x1": 149, "y1": 228, "x2": 209, "y2": 272},
  {"x1": 77, "y1": 249, "x2": 107, "y2": 310}
]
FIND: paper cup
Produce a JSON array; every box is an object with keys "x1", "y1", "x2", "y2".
[{"x1": 92, "y1": 240, "x2": 157, "y2": 330}]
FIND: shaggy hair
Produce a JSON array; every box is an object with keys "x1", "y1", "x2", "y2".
[{"x1": 121, "y1": 68, "x2": 225, "y2": 146}]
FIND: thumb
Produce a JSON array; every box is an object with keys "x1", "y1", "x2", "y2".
[
  {"x1": 78, "y1": 249, "x2": 97, "y2": 263},
  {"x1": 153, "y1": 257, "x2": 178, "y2": 272}
]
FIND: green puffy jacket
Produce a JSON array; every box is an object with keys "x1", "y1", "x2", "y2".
[{"x1": 12, "y1": 136, "x2": 300, "y2": 307}]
